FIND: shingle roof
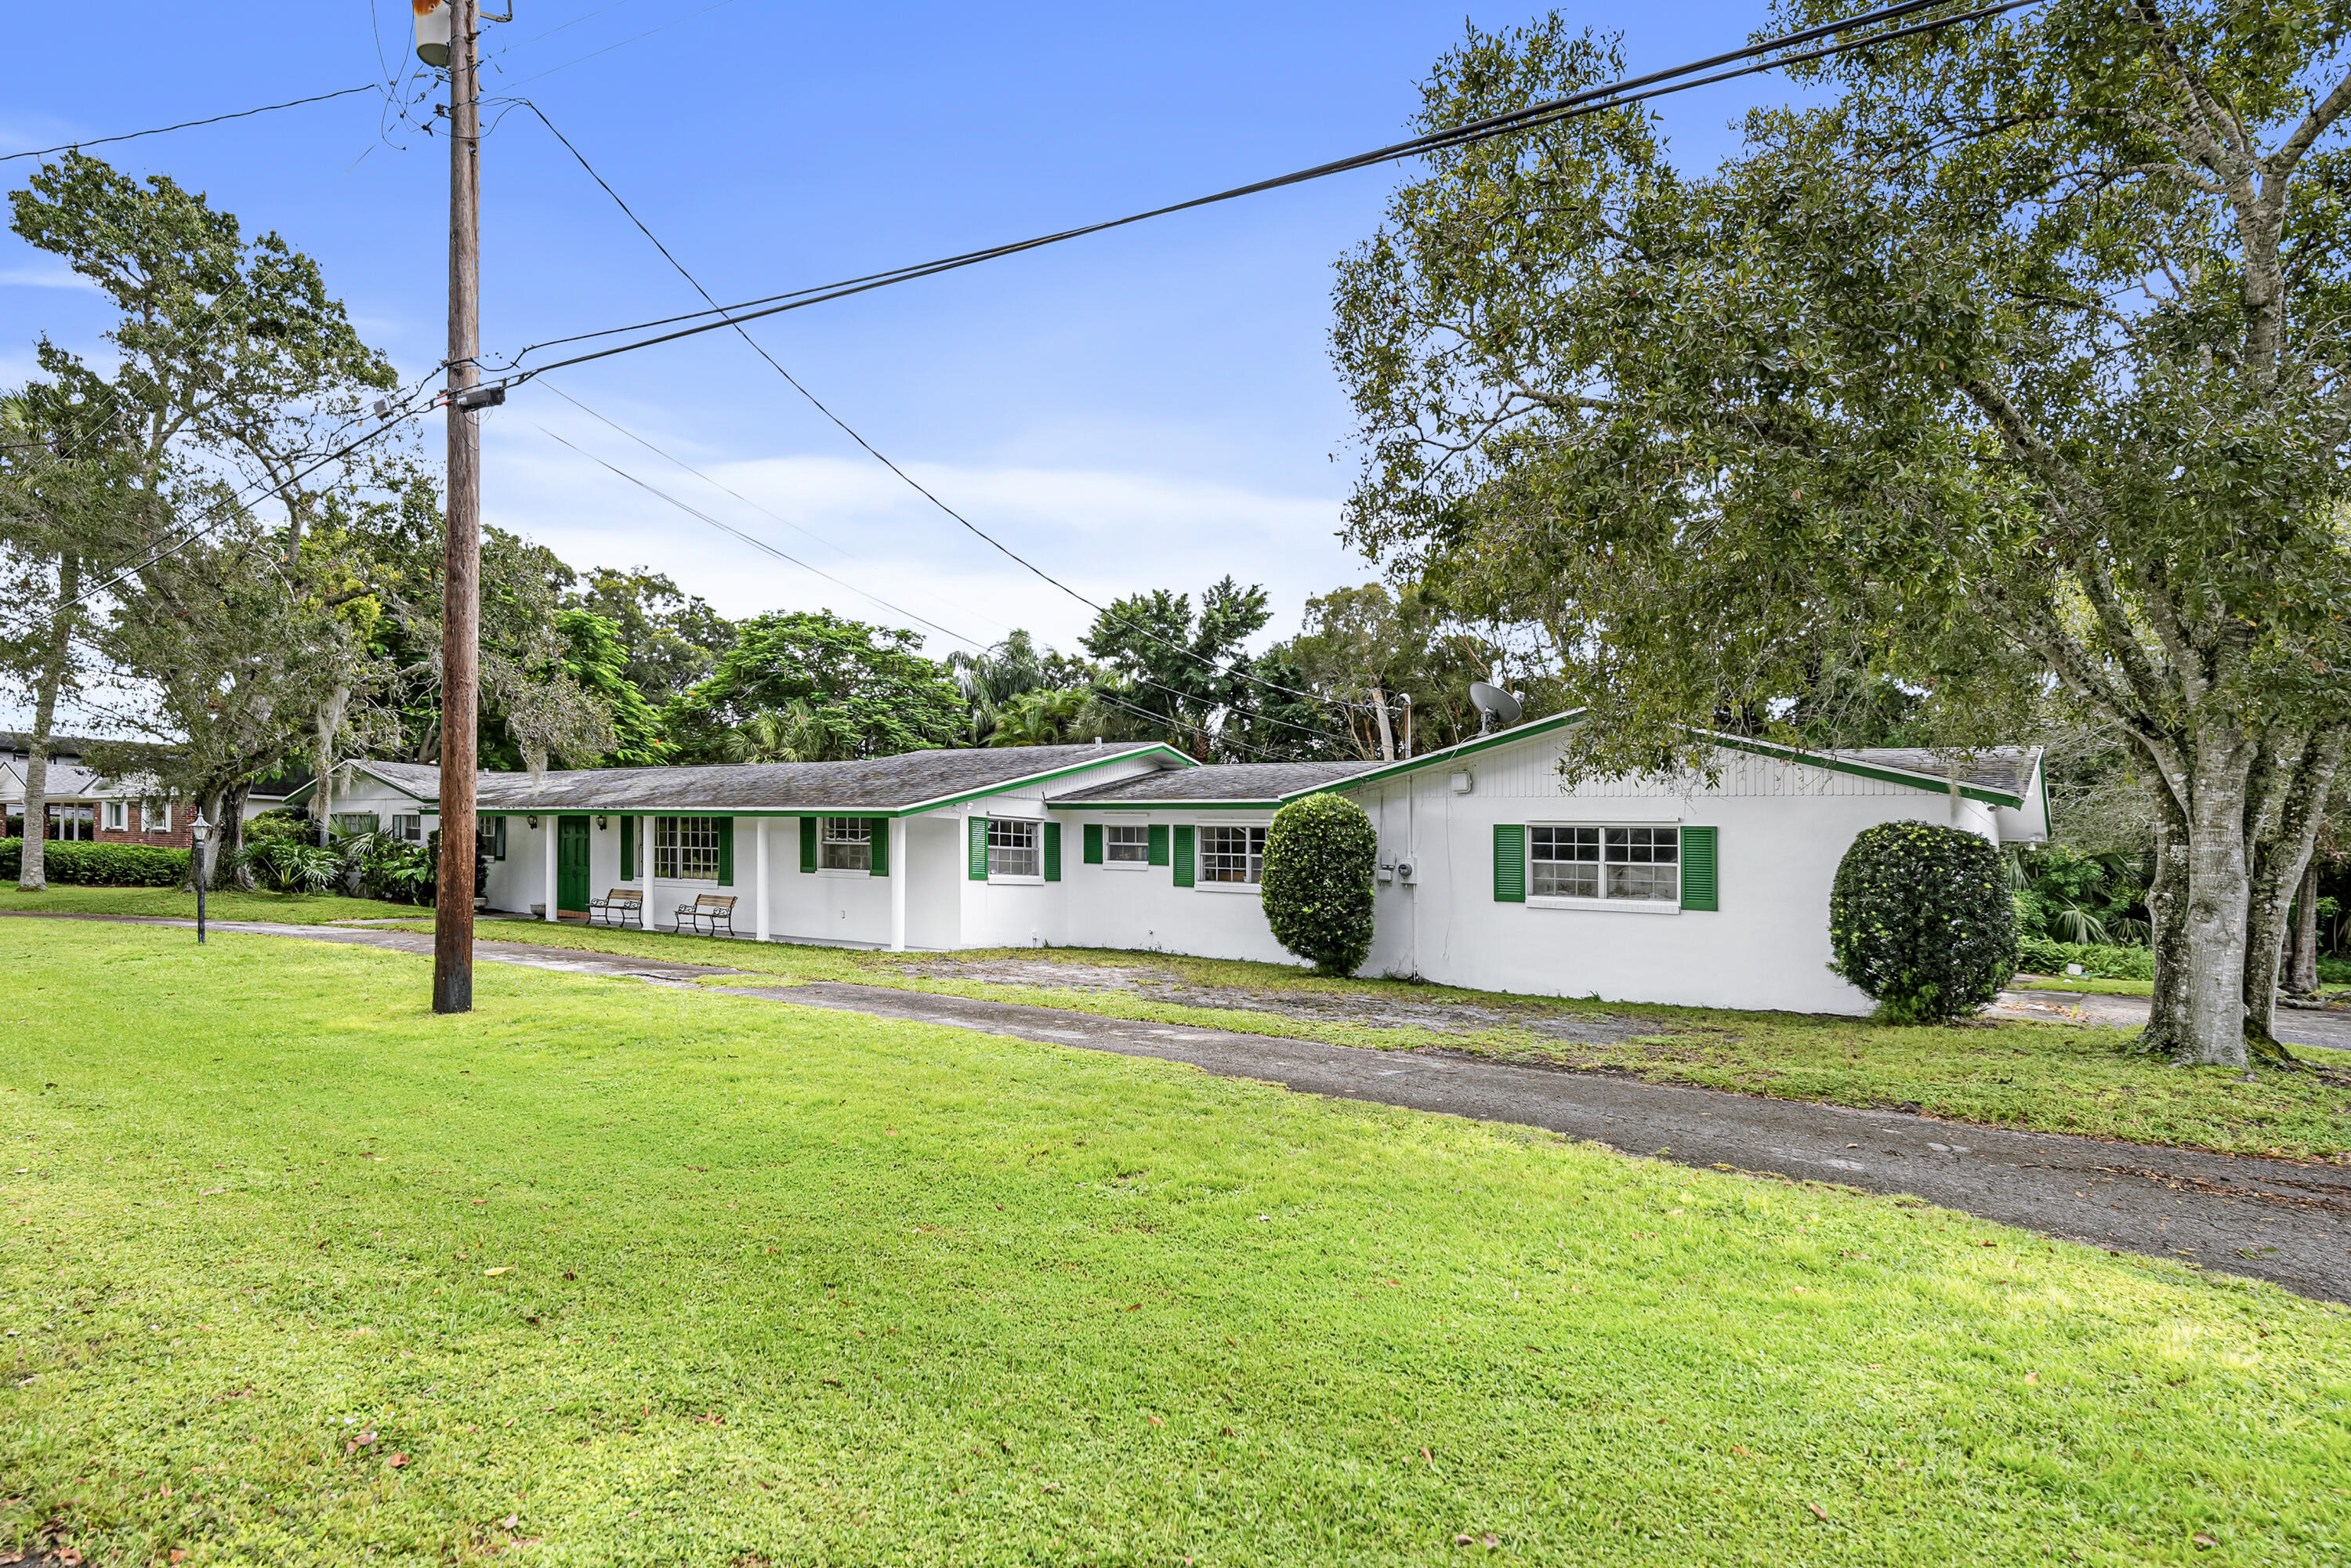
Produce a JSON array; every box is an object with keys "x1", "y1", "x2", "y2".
[
  {"x1": 1840, "y1": 747, "x2": 2041, "y2": 799},
  {"x1": 345, "y1": 744, "x2": 1185, "y2": 815},
  {"x1": 1049, "y1": 760, "x2": 1378, "y2": 806}
]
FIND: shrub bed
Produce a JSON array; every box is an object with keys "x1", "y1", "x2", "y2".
[
  {"x1": 0, "y1": 838, "x2": 190, "y2": 888},
  {"x1": 2016, "y1": 936, "x2": 2155, "y2": 980}
]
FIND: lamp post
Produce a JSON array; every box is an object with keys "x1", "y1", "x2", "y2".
[{"x1": 189, "y1": 811, "x2": 210, "y2": 945}]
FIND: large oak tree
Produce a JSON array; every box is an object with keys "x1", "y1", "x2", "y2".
[{"x1": 1333, "y1": 2, "x2": 2351, "y2": 1066}]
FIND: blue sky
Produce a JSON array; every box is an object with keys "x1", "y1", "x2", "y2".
[{"x1": 3, "y1": 2, "x2": 1804, "y2": 682}]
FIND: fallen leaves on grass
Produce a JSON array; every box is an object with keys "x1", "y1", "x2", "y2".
[{"x1": 1806, "y1": 1501, "x2": 1831, "y2": 1522}]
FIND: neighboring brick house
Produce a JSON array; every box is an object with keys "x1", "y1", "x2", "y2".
[{"x1": 1, "y1": 733, "x2": 194, "y2": 849}]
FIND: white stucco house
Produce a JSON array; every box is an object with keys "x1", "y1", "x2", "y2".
[{"x1": 297, "y1": 714, "x2": 2046, "y2": 1014}]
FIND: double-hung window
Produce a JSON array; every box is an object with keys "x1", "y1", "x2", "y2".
[
  {"x1": 1532, "y1": 824, "x2": 1678, "y2": 903},
  {"x1": 1105, "y1": 824, "x2": 1150, "y2": 864},
  {"x1": 104, "y1": 801, "x2": 128, "y2": 831},
  {"x1": 657, "y1": 816, "x2": 722, "y2": 881},
  {"x1": 987, "y1": 818, "x2": 1039, "y2": 878},
  {"x1": 820, "y1": 816, "x2": 872, "y2": 871},
  {"x1": 391, "y1": 813, "x2": 424, "y2": 845},
  {"x1": 1200, "y1": 824, "x2": 1266, "y2": 885},
  {"x1": 147, "y1": 803, "x2": 172, "y2": 834}
]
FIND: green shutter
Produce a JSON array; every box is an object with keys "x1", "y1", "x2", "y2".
[
  {"x1": 617, "y1": 817, "x2": 629, "y2": 878},
  {"x1": 1044, "y1": 822, "x2": 1062, "y2": 882},
  {"x1": 869, "y1": 817, "x2": 889, "y2": 876},
  {"x1": 969, "y1": 816, "x2": 990, "y2": 880},
  {"x1": 799, "y1": 815, "x2": 817, "y2": 873},
  {"x1": 1172, "y1": 824, "x2": 1194, "y2": 888},
  {"x1": 1147, "y1": 824, "x2": 1168, "y2": 867},
  {"x1": 494, "y1": 816, "x2": 509, "y2": 862},
  {"x1": 1679, "y1": 825, "x2": 1719, "y2": 911},
  {"x1": 1083, "y1": 823, "x2": 1103, "y2": 865},
  {"x1": 1493, "y1": 824, "x2": 1526, "y2": 903},
  {"x1": 717, "y1": 817, "x2": 735, "y2": 887}
]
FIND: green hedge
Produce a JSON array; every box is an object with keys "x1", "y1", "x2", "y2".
[
  {"x1": 1262, "y1": 793, "x2": 1378, "y2": 977},
  {"x1": 0, "y1": 838, "x2": 191, "y2": 888},
  {"x1": 2016, "y1": 936, "x2": 2155, "y2": 981}
]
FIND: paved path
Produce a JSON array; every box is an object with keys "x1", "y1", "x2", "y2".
[
  {"x1": 11, "y1": 911, "x2": 2350, "y2": 1302},
  {"x1": 1994, "y1": 986, "x2": 2351, "y2": 1052}
]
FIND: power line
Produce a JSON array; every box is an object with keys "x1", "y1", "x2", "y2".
[
  {"x1": 516, "y1": 99, "x2": 1371, "y2": 744},
  {"x1": 497, "y1": 0, "x2": 752, "y2": 89},
  {"x1": 0, "y1": 85, "x2": 378, "y2": 165},
  {"x1": 484, "y1": 0, "x2": 2026, "y2": 730},
  {"x1": 482, "y1": 0, "x2": 2024, "y2": 380},
  {"x1": 533, "y1": 411, "x2": 1293, "y2": 759},
  {"x1": 530, "y1": 421, "x2": 990, "y2": 652},
  {"x1": 531, "y1": 406, "x2": 1323, "y2": 755},
  {"x1": 0, "y1": 381, "x2": 439, "y2": 630},
  {"x1": 536, "y1": 378, "x2": 1014, "y2": 639}
]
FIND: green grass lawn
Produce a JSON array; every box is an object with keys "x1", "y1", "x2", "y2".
[
  {"x1": 0, "y1": 883, "x2": 417, "y2": 925},
  {"x1": 394, "y1": 918, "x2": 2351, "y2": 1163},
  {"x1": 2, "y1": 922, "x2": 2349, "y2": 1565}
]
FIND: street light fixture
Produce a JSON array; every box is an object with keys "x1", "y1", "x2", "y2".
[{"x1": 189, "y1": 812, "x2": 210, "y2": 945}]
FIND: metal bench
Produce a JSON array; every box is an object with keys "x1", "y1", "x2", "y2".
[
  {"x1": 668, "y1": 892, "x2": 737, "y2": 938},
  {"x1": 586, "y1": 888, "x2": 643, "y2": 929}
]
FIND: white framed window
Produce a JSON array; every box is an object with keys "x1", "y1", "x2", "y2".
[
  {"x1": 149, "y1": 803, "x2": 172, "y2": 834},
  {"x1": 1106, "y1": 823, "x2": 1150, "y2": 864},
  {"x1": 987, "y1": 817, "x2": 1039, "y2": 878},
  {"x1": 1200, "y1": 824, "x2": 1266, "y2": 885},
  {"x1": 45, "y1": 803, "x2": 94, "y2": 842},
  {"x1": 104, "y1": 801, "x2": 128, "y2": 831},
  {"x1": 657, "y1": 816, "x2": 722, "y2": 881},
  {"x1": 391, "y1": 813, "x2": 424, "y2": 844},
  {"x1": 1533, "y1": 824, "x2": 1678, "y2": 903},
  {"x1": 820, "y1": 816, "x2": 872, "y2": 871}
]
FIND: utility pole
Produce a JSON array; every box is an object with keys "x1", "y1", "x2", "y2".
[{"x1": 432, "y1": 0, "x2": 483, "y2": 1015}]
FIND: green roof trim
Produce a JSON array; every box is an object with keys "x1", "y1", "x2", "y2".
[{"x1": 1305, "y1": 710, "x2": 2030, "y2": 810}]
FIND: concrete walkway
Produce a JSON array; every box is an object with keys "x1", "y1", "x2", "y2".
[
  {"x1": 1993, "y1": 986, "x2": 2351, "y2": 1052},
  {"x1": 13, "y1": 911, "x2": 2350, "y2": 1303}
]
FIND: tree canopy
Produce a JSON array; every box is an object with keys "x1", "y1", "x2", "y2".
[
  {"x1": 1332, "y1": 2, "x2": 2351, "y2": 1066},
  {"x1": 665, "y1": 609, "x2": 965, "y2": 762}
]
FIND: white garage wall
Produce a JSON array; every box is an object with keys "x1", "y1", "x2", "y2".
[{"x1": 1346, "y1": 737, "x2": 2005, "y2": 1014}]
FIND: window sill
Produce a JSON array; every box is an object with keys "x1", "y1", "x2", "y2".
[
  {"x1": 817, "y1": 866, "x2": 875, "y2": 878},
  {"x1": 1194, "y1": 880, "x2": 1262, "y2": 895},
  {"x1": 1102, "y1": 860, "x2": 1150, "y2": 871},
  {"x1": 1527, "y1": 896, "x2": 1680, "y2": 914},
  {"x1": 988, "y1": 875, "x2": 1045, "y2": 886}
]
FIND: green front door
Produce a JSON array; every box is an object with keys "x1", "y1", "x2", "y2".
[{"x1": 557, "y1": 815, "x2": 592, "y2": 917}]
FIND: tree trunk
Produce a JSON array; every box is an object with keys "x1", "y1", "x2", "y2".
[
  {"x1": 18, "y1": 556, "x2": 81, "y2": 893},
  {"x1": 2242, "y1": 733, "x2": 2342, "y2": 1064},
  {"x1": 2138, "y1": 785, "x2": 2193, "y2": 1056},
  {"x1": 313, "y1": 687, "x2": 348, "y2": 848},
  {"x1": 194, "y1": 780, "x2": 253, "y2": 892},
  {"x1": 2291, "y1": 864, "x2": 2320, "y2": 994},
  {"x1": 2168, "y1": 726, "x2": 2261, "y2": 1069}
]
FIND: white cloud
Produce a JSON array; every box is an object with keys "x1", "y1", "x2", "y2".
[
  {"x1": 0, "y1": 265, "x2": 96, "y2": 291},
  {"x1": 479, "y1": 416, "x2": 1360, "y2": 657}
]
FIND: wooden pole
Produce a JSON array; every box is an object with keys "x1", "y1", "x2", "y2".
[{"x1": 433, "y1": 0, "x2": 482, "y2": 1015}]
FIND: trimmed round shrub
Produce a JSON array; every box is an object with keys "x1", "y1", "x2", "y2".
[
  {"x1": 1262, "y1": 791, "x2": 1378, "y2": 976},
  {"x1": 1828, "y1": 820, "x2": 2018, "y2": 1023}
]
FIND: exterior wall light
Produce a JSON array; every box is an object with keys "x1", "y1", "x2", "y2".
[{"x1": 527, "y1": 815, "x2": 540, "y2": 830}]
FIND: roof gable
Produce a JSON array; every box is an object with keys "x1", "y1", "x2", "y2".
[{"x1": 1320, "y1": 712, "x2": 2037, "y2": 810}]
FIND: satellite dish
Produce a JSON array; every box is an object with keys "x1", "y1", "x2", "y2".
[{"x1": 1469, "y1": 680, "x2": 1523, "y2": 733}]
